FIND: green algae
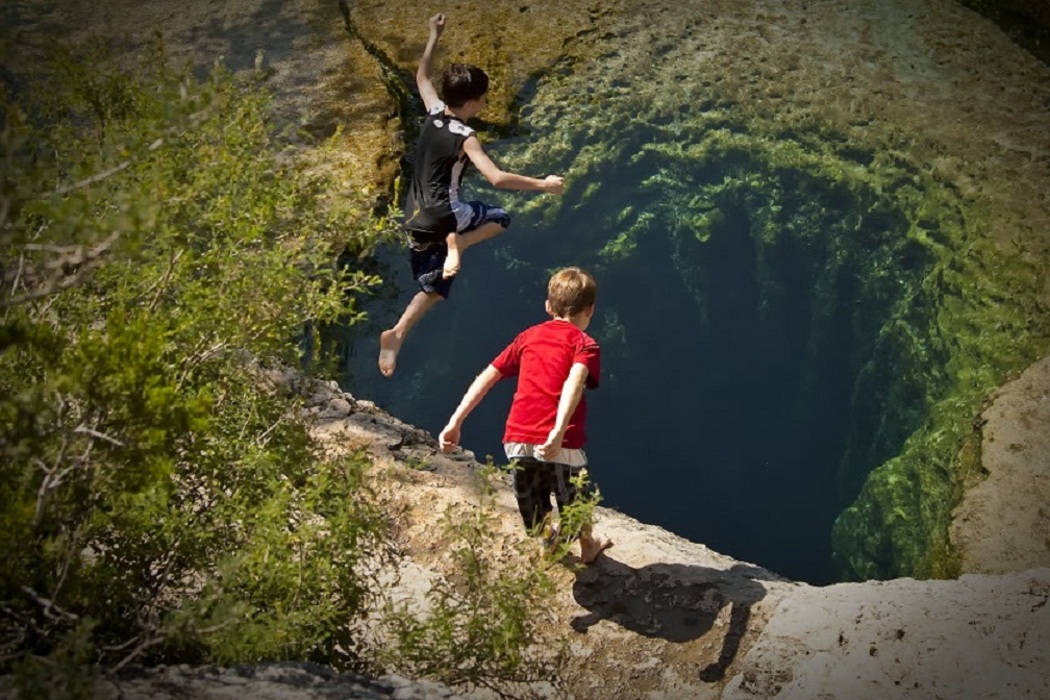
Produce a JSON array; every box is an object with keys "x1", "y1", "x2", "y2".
[
  {"x1": 347, "y1": 0, "x2": 1050, "y2": 580},
  {"x1": 833, "y1": 228, "x2": 1049, "y2": 579},
  {"x1": 494, "y1": 88, "x2": 1050, "y2": 580}
]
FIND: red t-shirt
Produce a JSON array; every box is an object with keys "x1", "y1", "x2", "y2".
[{"x1": 490, "y1": 319, "x2": 600, "y2": 449}]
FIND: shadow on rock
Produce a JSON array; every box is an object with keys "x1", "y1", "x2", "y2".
[{"x1": 571, "y1": 558, "x2": 775, "y2": 682}]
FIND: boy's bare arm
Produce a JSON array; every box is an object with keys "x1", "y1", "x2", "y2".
[
  {"x1": 417, "y1": 13, "x2": 445, "y2": 111},
  {"x1": 462, "y1": 137, "x2": 564, "y2": 194},
  {"x1": 536, "y1": 363, "x2": 589, "y2": 461},
  {"x1": 439, "y1": 364, "x2": 503, "y2": 452}
]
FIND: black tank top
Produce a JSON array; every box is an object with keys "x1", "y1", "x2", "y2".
[{"x1": 404, "y1": 103, "x2": 476, "y2": 240}]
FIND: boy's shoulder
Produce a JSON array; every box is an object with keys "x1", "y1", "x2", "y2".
[{"x1": 423, "y1": 101, "x2": 475, "y2": 137}]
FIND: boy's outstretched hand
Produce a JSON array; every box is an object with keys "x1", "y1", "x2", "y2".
[
  {"x1": 543, "y1": 175, "x2": 565, "y2": 195},
  {"x1": 428, "y1": 13, "x2": 445, "y2": 37},
  {"x1": 439, "y1": 424, "x2": 460, "y2": 453}
]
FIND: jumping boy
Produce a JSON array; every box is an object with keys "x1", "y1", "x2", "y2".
[
  {"x1": 438, "y1": 267, "x2": 613, "y2": 564},
  {"x1": 378, "y1": 13, "x2": 566, "y2": 377}
]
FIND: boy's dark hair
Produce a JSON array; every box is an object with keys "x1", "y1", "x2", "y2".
[
  {"x1": 548, "y1": 267, "x2": 597, "y2": 318},
  {"x1": 441, "y1": 63, "x2": 489, "y2": 108}
]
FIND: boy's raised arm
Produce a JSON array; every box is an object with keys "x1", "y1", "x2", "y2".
[
  {"x1": 536, "y1": 363, "x2": 589, "y2": 461},
  {"x1": 417, "y1": 13, "x2": 445, "y2": 111},
  {"x1": 439, "y1": 364, "x2": 503, "y2": 452}
]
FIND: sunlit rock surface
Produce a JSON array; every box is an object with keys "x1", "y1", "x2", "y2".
[
  {"x1": 94, "y1": 379, "x2": 1049, "y2": 699},
  {"x1": 951, "y1": 355, "x2": 1050, "y2": 574}
]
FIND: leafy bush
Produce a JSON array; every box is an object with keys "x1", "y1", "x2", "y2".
[
  {"x1": 0, "y1": 39, "x2": 392, "y2": 681},
  {"x1": 377, "y1": 467, "x2": 568, "y2": 699},
  {"x1": 0, "y1": 38, "x2": 569, "y2": 700}
]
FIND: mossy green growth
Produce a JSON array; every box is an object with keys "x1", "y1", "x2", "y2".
[
  {"x1": 832, "y1": 227, "x2": 1048, "y2": 580},
  {"x1": 495, "y1": 92, "x2": 1050, "y2": 580}
]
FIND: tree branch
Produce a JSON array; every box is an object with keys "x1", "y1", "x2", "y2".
[
  {"x1": 47, "y1": 161, "x2": 131, "y2": 197},
  {"x1": 73, "y1": 424, "x2": 126, "y2": 447},
  {"x1": 4, "y1": 231, "x2": 121, "y2": 307},
  {"x1": 38, "y1": 138, "x2": 163, "y2": 199}
]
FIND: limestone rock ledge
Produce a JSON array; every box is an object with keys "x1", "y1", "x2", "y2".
[
  {"x1": 105, "y1": 372, "x2": 1039, "y2": 700},
  {"x1": 91, "y1": 663, "x2": 465, "y2": 700},
  {"x1": 7, "y1": 363, "x2": 1048, "y2": 700},
  {"x1": 723, "y1": 569, "x2": 1050, "y2": 700},
  {"x1": 951, "y1": 355, "x2": 1050, "y2": 575},
  {"x1": 305, "y1": 378, "x2": 1050, "y2": 700},
  {"x1": 85, "y1": 374, "x2": 1048, "y2": 699}
]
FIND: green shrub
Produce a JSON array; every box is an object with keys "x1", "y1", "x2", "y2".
[
  {"x1": 0, "y1": 39, "x2": 391, "y2": 679},
  {"x1": 377, "y1": 467, "x2": 568, "y2": 699},
  {"x1": 0, "y1": 38, "x2": 567, "y2": 699}
]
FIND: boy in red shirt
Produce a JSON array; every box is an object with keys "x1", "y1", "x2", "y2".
[{"x1": 438, "y1": 267, "x2": 613, "y2": 563}]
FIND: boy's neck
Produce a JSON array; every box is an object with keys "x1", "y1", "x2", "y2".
[
  {"x1": 552, "y1": 313, "x2": 590, "y2": 331},
  {"x1": 446, "y1": 102, "x2": 481, "y2": 122}
]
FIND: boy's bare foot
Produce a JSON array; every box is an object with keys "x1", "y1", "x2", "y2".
[
  {"x1": 579, "y1": 535, "x2": 613, "y2": 565},
  {"x1": 442, "y1": 248, "x2": 461, "y2": 279},
  {"x1": 378, "y1": 329, "x2": 402, "y2": 377}
]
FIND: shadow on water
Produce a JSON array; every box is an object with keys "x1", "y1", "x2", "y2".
[{"x1": 571, "y1": 557, "x2": 776, "y2": 682}]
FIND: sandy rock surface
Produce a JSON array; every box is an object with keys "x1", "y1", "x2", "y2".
[
  {"x1": 304, "y1": 375, "x2": 799, "y2": 699},
  {"x1": 723, "y1": 568, "x2": 1050, "y2": 699},
  {"x1": 93, "y1": 663, "x2": 467, "y2": 700},
  {"x1": 305, "y1": 378, "x2": 1050, "y2": 700},
  {"x1": 951, "y1": 356, "x2": 1050, "y2": 573}
]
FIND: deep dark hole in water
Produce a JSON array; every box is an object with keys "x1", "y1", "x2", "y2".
[
  {"x1": 956, "y1": 0, "x2": 1050, "y2": 67},
  {"x1": 336, "y1": 148, "x2": 930, "y2": 586}
]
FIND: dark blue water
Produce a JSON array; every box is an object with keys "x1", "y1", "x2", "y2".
[{"x1": 336, "y1": 171, "x2": 892, "y2": 585}]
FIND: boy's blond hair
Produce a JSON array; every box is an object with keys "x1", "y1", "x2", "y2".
[{"x1": 547, "y1": 267, "x2": 597, "y2": 318}]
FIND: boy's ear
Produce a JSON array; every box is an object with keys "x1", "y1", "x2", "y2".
[{"x1": 545, "y1": 299, "x2": 553, "y2": 316}]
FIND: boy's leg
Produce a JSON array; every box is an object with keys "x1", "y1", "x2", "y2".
[
  {"x1": 511, "y1": 458, "x2": 555, "y2": 535},
  {"x1": 380, "y1": 240, "x2": 454, "y2": 376},
  {"x1": 443, "y1": 231, "x2": 461, "y2": 278},
  {"x1": 455, "y1": 220, "x2": 507, "y2": 252},
  {"x1": 442, "y1": 221, "x2": 506, "y2": 278},
  {"x1": 378, "y1": 290, "x2": 442, "y2": 377},
  {"x1": 443, "y1": 202, "x2": 510, "y2": 279},
  {"x1": 578, "y1": 525, "x2": 613, "y2": 565},
  {"x1": 553, "y1": 465, "x2": 612, "y2": 564}
]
